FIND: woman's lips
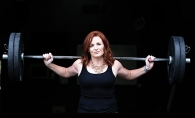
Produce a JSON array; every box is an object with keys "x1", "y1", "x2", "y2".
[{"x1": 94, "y1": 51, "x2": 99, "y2": 54}]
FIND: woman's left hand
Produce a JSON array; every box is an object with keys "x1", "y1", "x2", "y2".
[{"x1": 145, "y1": 55, "x2": 156, "y2": 70}]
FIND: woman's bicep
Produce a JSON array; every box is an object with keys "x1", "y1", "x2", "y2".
[
  {"x1": 65, "y1": 65, "x2": 78, "y2": 77},
  {"x1": 64, "y1": 59, "x2": 80, "y2": 78},
  {"x1": 115, "y1": 60, "x2": 131, "y2": 80},
  {"x1": 117, "y1": 67, "x2": 131, "y2": 80}
]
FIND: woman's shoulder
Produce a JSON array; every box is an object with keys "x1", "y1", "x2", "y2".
[
  {"x1": 113, "y1": 59, "x2": 122, "y2": 67},
  {"x1": 74, "y1": 58, "x2": 83, "y2": 65},
  {"x1": 112, "y1": 59, "x2": 123, "y2": 76},
  {"x1": 113, "y1": 59, "x2": 120, "y2": 64},
  {"x1": 73, "y1": 59, "x2": 83, "y2": 73}
]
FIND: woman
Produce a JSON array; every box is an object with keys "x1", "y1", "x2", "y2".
[{"x1": 43, "y1": 30, "x2": 155, "y2": 113}]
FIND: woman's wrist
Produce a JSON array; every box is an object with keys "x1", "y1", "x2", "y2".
[{"x1": 143, "y1": 66, "x2": 150, "y2": 72}]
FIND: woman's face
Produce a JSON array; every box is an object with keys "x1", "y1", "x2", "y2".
[{"x1": 89, "y1": 36, "x2": 104, "y2": 58}]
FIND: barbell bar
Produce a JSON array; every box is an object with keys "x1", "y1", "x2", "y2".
[
  {"x1": 2, "y1": 54, "x2": 191, "y2": 63},
  {"x1": 2, "y1": 32, "x2": 191, "y2": 84}
]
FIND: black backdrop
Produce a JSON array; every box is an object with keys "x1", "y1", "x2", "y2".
[{"x1": 0, "y1": 0, "x2": 194, "y2": 113}]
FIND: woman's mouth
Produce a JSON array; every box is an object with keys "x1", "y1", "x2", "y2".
[{"x1": 94, "y1": 51, "x2": 99, "y2": 54}]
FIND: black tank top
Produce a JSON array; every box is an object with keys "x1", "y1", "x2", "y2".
[{"x1": 77, "y1": 65, "x2": 118, "y2": 113}]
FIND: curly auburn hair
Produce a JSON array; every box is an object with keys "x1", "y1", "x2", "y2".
[{"x1": 81, "y1": 31, "x2": 115, "y2": 66}]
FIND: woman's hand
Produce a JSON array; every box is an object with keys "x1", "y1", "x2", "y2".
[
  {"x1": 43, "y1": 52, "x2": 53, "y2": 66},
  {"x1": 145, "y1": 55, "x2": 156, "y2": 71}
]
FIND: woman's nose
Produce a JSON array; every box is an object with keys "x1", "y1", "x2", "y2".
[{"x1": 94, "y1": 45, "x2": 98, "y2": 49}]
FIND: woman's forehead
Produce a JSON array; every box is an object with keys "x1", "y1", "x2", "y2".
[{"x1": 91, "y1": 36, "x2": 102, "y2": 42}]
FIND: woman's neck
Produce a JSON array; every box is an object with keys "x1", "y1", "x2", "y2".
[{"x1": 91, "y1": 57, "x2": 104, "y2": 66}]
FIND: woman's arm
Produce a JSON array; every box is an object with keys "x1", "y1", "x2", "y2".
[
  {"x1": 43, "y1": 53, "x2": 79, "y2": 78},
  {"x1": 116, "y1": 55, "x2": 155, "y2": 80}
]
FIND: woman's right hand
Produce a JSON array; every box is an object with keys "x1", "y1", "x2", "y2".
[{"x1": 43, "y1": 52, "x2": 53, "y2": 66}]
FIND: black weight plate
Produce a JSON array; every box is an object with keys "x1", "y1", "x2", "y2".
[
  {"x1": 167, "y1": 36, "x2": 180, "y2": 84},
  {"x1": 178, "y1": 36, "x2": 186, "y2": 83},
  {"x1": 7, "y1": 33, "x2": 16, "y2": 81},
  {"x1": 14, "y1": 33, "x2": 24, "y2": 81}
]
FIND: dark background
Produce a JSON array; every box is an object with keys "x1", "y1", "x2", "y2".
[{"x1": 0, "y1": 0, "x2": 194, "y2": 113}]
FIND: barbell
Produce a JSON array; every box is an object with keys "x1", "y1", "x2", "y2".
[{"x1": 2, "y1": 32, "x2": 191, "y2": 84}]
